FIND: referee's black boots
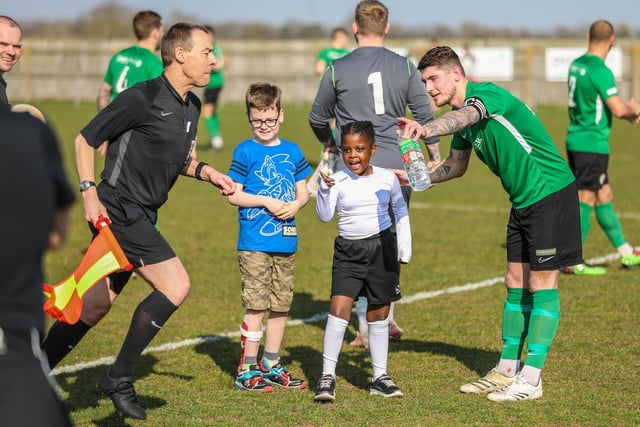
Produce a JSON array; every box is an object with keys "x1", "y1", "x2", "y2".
[{"x1": 97, "y1": 368, "x2": 147, "y2": 420}]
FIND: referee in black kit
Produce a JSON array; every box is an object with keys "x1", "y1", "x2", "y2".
[{"x1": 41, "y1": 23, "x2": 235, "y2": 420}]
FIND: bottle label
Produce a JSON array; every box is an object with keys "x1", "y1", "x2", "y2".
[
  {"x1": 398, "y1": 138, "x2": 425, "y2": 162},
  {"x1": 398, "y1": 137, "x2": 430, "y2": 191}
]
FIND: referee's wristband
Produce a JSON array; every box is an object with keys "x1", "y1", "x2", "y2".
[{"x1": 195, "y1": 161, "x2": 208, "y2": 181}]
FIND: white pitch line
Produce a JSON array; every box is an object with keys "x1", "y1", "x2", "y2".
[
  {"x1": 411, "y1": 202, "x2": 507, "y2": 214},
  {"x1": 51, "y1": 251, "x2": 620, "y2": 376},
  {"x1": 584, "y1": 252, "x2": 621, "y2": 265},
  {"x1": 397, "y1": 276, "x2": 504, "y2": 305},
  {"x1": 411, "y1": 202, "x2": 640, "y2": 221},
  {"x1": 619, "y1": 212, "x2": 640, "y2": 220}
]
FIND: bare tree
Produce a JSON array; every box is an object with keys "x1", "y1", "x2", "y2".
[{"x1": 73, "y1": 2, "x2": 134, "y2": 38}]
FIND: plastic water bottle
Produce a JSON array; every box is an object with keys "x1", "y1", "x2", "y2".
[
  {"x1": 321, "y1": 150, "x2": 338, "y2": 175},
  {"x1": 398, "y1": 127, "x2": 431, "y2": 191}
]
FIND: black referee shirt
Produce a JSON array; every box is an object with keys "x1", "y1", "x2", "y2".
[{"x1": 81, "y1": 73, "x2": 200, "y2": 210}]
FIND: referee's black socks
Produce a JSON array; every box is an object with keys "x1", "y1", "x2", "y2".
[
  {"x1": 42, "y1": 320, "x2": 93, "y2": 369},
  {"x1": 110, "y1": 290, "x2": 178, "y2": 378}
]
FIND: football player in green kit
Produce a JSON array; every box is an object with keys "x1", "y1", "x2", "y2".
[
  {"x1": 314, "y1": 27, "x2": 351, "y2": 76},
  {"x1": 562, "y1": 19, "x2": 640, "y2": 276},
  {"x1": 97, "y1": 10, "x2": 163, "y2": 111},
  {"x1": 202, "y1": 25, "x2": 227, "y2": 151},
  {"x1": 397, "y1": 46, "x2": 582, "y2": 402}
]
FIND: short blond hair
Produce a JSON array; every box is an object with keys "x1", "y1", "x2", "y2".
[{"x1": 355, "y1": 1, "x2": 388, "y2": 37}]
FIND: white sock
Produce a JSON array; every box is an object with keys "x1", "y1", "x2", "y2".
[
  {"x1": 519, "y1": 365, "x2": 541, "y2": 385},
  {"x1": 368, "y1": 319, "x2": 389, "y2": 380},
  {"x1": 322, "y1": 314, "x2": 348, "y2": 376},
  {"x1": 617, "y1": 242, "x2": 634, "y2": 256},
  {"x1": 496, "y1": 358, "x2": 519, "y2": 377}
]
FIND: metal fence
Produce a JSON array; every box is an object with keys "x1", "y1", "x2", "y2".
[{"x1": 7, "y1": 37, "x2": 640, "y2": 107}]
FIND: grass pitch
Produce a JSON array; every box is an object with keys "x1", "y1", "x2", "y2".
[{"x1": 35, "y1": 101, "x2": 640, "y2": 426}]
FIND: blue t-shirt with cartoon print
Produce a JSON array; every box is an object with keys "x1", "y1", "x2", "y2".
[{"x1": 228, "y1": 138, "x2": 312, "y2": 253}]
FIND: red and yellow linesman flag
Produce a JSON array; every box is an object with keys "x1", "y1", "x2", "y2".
[{"x1": 43, "y1": 216, "x2": 132, "y2": 324}]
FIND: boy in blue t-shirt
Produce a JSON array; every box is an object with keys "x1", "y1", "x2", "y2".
[{"x1": 227, "y1": 82, "x2": 312, "y2": 392}]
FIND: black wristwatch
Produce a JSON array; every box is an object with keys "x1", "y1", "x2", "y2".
[{"x1": 79, "y1": 180, "x2": 96, "y2": 192}]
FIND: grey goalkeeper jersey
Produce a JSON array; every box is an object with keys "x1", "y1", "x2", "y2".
[{"x1": 309, "y1": 46, "x2": 438, "y2": 170}]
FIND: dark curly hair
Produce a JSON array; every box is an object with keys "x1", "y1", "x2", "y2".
[{"x1": 341, "y1": 121, "x2": 375, "y2": 146}]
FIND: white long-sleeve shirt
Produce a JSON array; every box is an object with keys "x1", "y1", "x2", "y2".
[{"x1": 316, "y1": 166, "x2": 411, "y2": 263}]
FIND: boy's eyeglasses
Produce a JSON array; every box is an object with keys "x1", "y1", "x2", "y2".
[{"x1": 249, "y1": 113, "x2": 280, "y2": 129}]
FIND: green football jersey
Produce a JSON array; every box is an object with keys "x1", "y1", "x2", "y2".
[
  {"x1": 206, "y1": 43, "x2": 225, "y2": 89},
  {"x1": 103, "y1": 45, "x2": 163, "y2": 100},
  {"x1": 316, "y1": 46, "x2": 350, "y2": 70},
  {"x1": 451, "y1": 81, "x2": 575, "y2": 209},
  {"x1": 565, "y1": 53, "x2": 617, "y2": 154}
]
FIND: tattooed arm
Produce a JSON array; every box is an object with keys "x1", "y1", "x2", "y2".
[
  {"x1": 394, "y1": 104, "x2": 478, "y2": 185},
  {"x1": 423, "y1": 106, "x2": 481, "y2": 139},
  {"x1": 430, "y1": 148, "x2": 472, "y2": 184},
  {"x1": 424, "y1": 142, "x2": 441, "y2": 167},
  {"x1": 398, "y1": 105, "x2": 481, "y2": 141}
]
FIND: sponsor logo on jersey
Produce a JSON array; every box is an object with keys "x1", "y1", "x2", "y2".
[
  {"x1": 282, "y1": 225, "x2": 297, "y2": 237},
  {"x1": 115, "y1": 56, "x2": 143, "y2": 67}
]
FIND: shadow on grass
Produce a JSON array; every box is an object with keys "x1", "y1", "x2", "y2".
[
  {"x1": 55, "y1": 354, "x2": 185, "y2": 423},
  {"x1": 390, "y1": 339, "x2": 500, "y2": 376},
  {"x1": 288, "y1": 291, "x2": 330, "y2": 329},
  {"x1": 91, "y1": 412, "x2": 134, "y2": 427},
  {"x1": 193, "y1": 336, "x2": 241, "y2": 379},
  {"x1": 287, "y1": 344, "x2": 375, "y2": 392},
  {"x1": 289, "y1": 339, "x2": 499, "y2": 390},
  {"x1": 289, "y1": 292, "x2": 368, "y2": 343},
  {"x1": 193, "y1": 335, "x2": 372, "y2": 392}
]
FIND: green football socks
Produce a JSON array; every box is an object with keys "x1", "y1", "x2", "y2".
[
  {"x1": 595, "y1": 202, "x2": 626, "y2": 248},
  {"x1": 525, "y1": 289, "x2": 560, "y2": 369},
  {"x1": 205, "y1": 114, "x2": 220, "y2": 138},
  {"x1": 500, "y1": 288, "x2": 533, "y2": 361},
  {"x1": 579, "y1": 202, "x2": 593, "y2": 244}
]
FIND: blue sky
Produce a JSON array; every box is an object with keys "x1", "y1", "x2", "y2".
[{"x1": 6, "y1": 0, "x2": 639, "y2": 32}]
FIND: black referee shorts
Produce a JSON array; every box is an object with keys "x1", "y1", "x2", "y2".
[
  {"x1": 330, "y1": 228, "x2": 401, "y2": 305},
  {"x1": 92, "y1": 184, "x2": 176, "y2": 294}
]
